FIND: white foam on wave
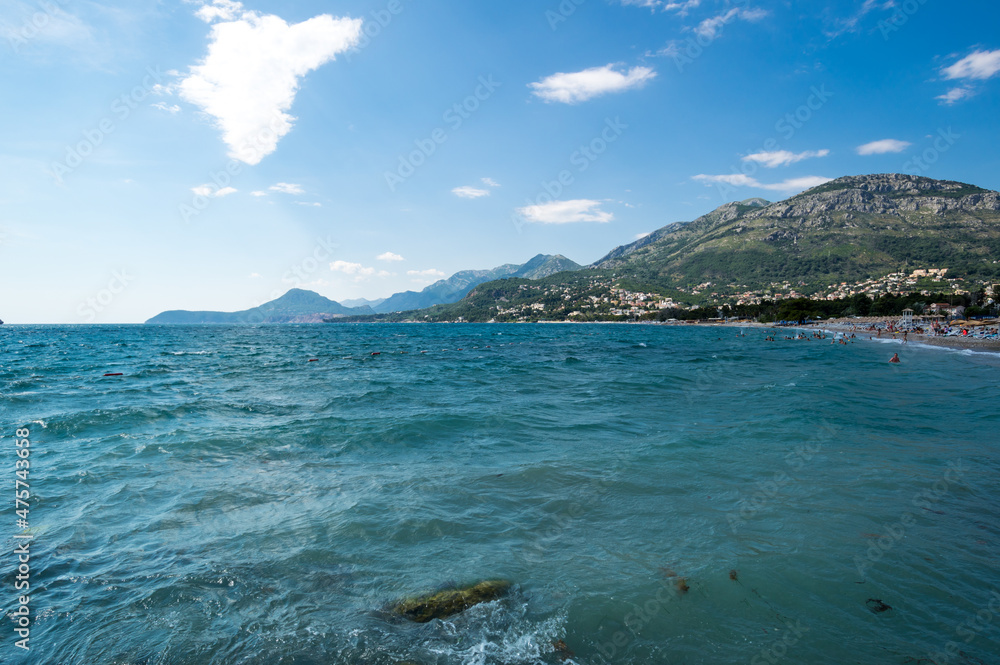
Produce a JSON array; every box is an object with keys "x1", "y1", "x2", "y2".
[{"x1": 861, "y1": 335, "x2": 1000, "y2": 359}]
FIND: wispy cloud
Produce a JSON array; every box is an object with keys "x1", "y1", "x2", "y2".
[
  {"x1": 620, "y1": 0, "x2": 701, "y2": 15},
  {"x1": 693, "y1": 174, "x2": 832, "y2": 193},
  {"x1": 329, "y1": 260, "x2": 391, "y2": 281},
  {"x1": 269, "y1": 182, "x2": 304, "y2": 194},
  {"x1": 942, "y1": 49, "x2": 1000, "y2": 80},
  {"x1": 694, "y1": 7, "x2": 768, "y2": 40},
  {"x1": 191, "y1": 184, "x2": 238, "y2": 197},
  {"x1": 824, "y1": 0, "x2": 894, "y2": 38},
  {"x1": 452, "y1": 185, "x2": 490, "y2": 199},
  {"x1": 151, "y1": 102, "x2": 181, "y2": 114},
  {"x1": 529, "y1": 64, "x2": 656, "y2": 104},
  {"x1": 0, "y1": 1, "x2": 96, "y2": 59},
  {"x1": 856, "y1": 139, "x2": 911, "y2": 155},
  {"x1": 377, "y1": 252, "x2": 405, "y2": 262},
  {"x1": 481, "y1": 177, "x2": 501, "y2": 188},
  {"x1": 178, "y1": 1, "x2": 362, "y2": 165},
  {"x1": 937, "y1": 86, "x2": 974, "y2": 105},
  {"x1": 937, "y1": 49, "x2": 1000, "y2": 105},
  {"x1": 742, "y1": 149, "x2": 830, "y2": 168},
  {"x1": 407, "y1": 269, "x2": 446, "y2": 279},
  {"x1": 517, "y1": 199, "x2": 614, "y2": 224}
]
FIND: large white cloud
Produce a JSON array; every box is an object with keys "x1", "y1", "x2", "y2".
[
  {"x1": 856, "y1": 139, "x2": 911, "y2": 155},
  {"x1": 529, "y1": 64, "x2": 656, "y2": 104},
  {"x1": 516, "y1": 200, "x2": 614, "y2": 224},
  {"x1": 179, "y1": 1, "x2": 362, "y2": 165}
]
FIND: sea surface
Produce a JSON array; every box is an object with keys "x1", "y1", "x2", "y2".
[{"x1": 2, "y1": 323, "x2": 999, "y2": 665}]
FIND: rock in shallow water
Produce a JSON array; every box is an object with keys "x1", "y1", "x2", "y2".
[{"x1": 392, "y1": 580, "x2": 512, "y2": 623}]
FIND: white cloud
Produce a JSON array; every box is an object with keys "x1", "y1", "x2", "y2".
[
  {"x1": 179, "y1": 1, "x2": 362, "y2": 165},
  {"x1": 825, "y1": 0, "x2": 893, "y2": 38},
  {"x1": 195, "y1": 0, "x2": 244, "y2": 23},
  {"x1": 269, "y1": 182, "x2": 304, "y2": 194},
  {"x1": 516, "y1": 200, "x2": 614, "y2": 224},
  {"x1": 295, "y1": 201, "x2": 321, "y2": 207},
  {"x1": 937, "y1": 86, "x2": 974, "y2": 105},
  {"x1": 760, "y1": 176, "x2": 834, "y2": 193},
  {"x1": 481, "y1": 177, "x2": 501, "y2": 187},
  {"x1": 635, "y1": 232, "x2": 651, "y2": 239},
  {"x1": 941, "y1": 49, "x2": 1000, "y2": 81},
  {"x1": 452, "y1": 186, "x2": 490, "y2": 199},
  {"x1": 692, "y1": 174, "x2": 758, "y2": 187},
  {"x1": 692, "y1": 174, "x2": 833, "y2": 193},
  {"x1": 330, "y1": 260, "x2": 390, "y2": 281},
  {"x1": 694, "y1": 7, "x2": 768, "y2": 40},
  {"x1": 936, "y1": 49, "x2": 1000, "y2": 105},
  {"x1": 250, "y1": 190, "x2": 268, "y2": 197},
  {"x1": 529, "y1": 64, "x2": 656, "y2": 104},
  {"x1": 621, "y1": 0, "x2": 700, "y2": 14},
  {"x1": 407, "y1": 269, "x2": 446, "y2": 278},
  {"x1": 191, "y1": 184, "x2": 238, "y2": 197},
  {"x1": 377, "y1": 252, "x2": 405, "y2": 262},
  {"x1": 151, "y1": 102, "x2": 181, "y2": 114},
  {"x1": 856, "y1": 139, "x2": 911, "y2": 155},
  {"x1": 742, "y1": 149, "x2": 830, "y2": 168},
  {"x1": 248, "y1": 272, "x2": 262, "y2": 278}
]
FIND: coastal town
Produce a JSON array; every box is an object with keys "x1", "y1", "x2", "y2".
[{"x1": 477, "y1": 268, "x2": 998, "y2": 323}]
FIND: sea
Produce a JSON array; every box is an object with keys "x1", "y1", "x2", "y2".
[{"x1": 2, "y1": 323, "x2": 999, "y2": 665}]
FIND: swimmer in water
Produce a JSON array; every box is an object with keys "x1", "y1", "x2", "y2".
[{"x1": 889, "y1": 353, "x2": 900, "y2": 363}]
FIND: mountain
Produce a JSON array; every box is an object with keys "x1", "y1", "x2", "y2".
[
  {"x1": 592, "y1": 174, "x2": 1000, "y2": 290},
  {"x1": 372, "y1": 254, "x2": 581, "y2": 313},
  {"x1": 340, "y1": 297, "x2": 386, "y2": 309},
  {"x1": 594, "y1": 198, "x2": 771, "y2": 265},
  {"x1": 146, "y1": 256, "x2": 582, "y2": 323},
  {"x1": 333, "y1": 174, "x2": 1000, "y2": 322},
  {"x1": 147, "y1": 289, "x2": 372, "y2": 324}
]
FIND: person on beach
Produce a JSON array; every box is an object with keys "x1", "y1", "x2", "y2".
[
  {"x1": 889, "y1": 353, "x2": 900, "y2": 363},
  {"x1": 903, "y1": 331, "x2": 908, "y2": 344}
]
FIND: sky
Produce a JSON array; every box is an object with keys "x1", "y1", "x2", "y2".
[{"x1": 1, "y1": 0, "x2": 999, "y2": 323}]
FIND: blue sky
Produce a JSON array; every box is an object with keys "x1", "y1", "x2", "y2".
[{"x1": 1, "y1": 0, "x2": 999, "y2": 323}]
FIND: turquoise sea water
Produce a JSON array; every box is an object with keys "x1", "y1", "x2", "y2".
[{"x1": 2, "y1": 323, "x2": 999, "y2": 665}]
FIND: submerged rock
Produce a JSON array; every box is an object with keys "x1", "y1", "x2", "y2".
[{"x1": 392, "y1": 580, "x2": 512, "y2": 623}]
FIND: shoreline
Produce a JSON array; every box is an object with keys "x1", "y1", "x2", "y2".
[
  {"x1": 806, "y1": 320, "x2": 1000, "y2": 354},
  {"x1": 708, "y1": 318, "x2": 1000, "y2": 353}
]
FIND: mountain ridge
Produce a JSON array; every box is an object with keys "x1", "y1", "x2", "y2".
[{"x1": 145, "y1": 255, "x2": 581, "y2": 323}]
